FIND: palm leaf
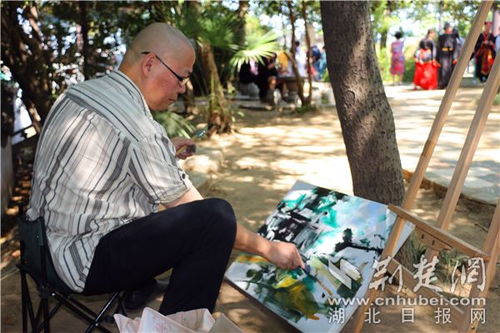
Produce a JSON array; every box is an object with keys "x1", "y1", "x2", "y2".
[
  {"x1": 152, "y1": 111, "x2": 196, "y2": 138},
  {"x1": 230, "y1": 30, "x2": 279, "y2": 72}
]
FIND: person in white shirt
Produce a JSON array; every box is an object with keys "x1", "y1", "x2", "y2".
[{"x1": 27, "y1": 22, "x2": 303, "y2": 315}]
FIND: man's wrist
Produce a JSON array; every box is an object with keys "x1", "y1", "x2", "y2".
[{"x1": 258, "y1": 237, "x2": 273, "y2": 261}]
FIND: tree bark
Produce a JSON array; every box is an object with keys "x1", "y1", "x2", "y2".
[
  {"x1": 320, "y1": 1, "x2": 404, "y2": 205},
  {"x1": 286, "y1": 1, "x2": 306, "y2": 105},
  {"x1": 380, "y1": 29, "x2": 388, "y2": 50},
  {"x1": 301, "y1": 1, "x2": 313, "y2": 105},
  {"x1": 200, "y1": 43, "x2": 231, "y2": 134},
  {"x1": 187, "y1": 0, "x2": 231, "y2": 134},
  {"x1": 235, "y1": 0, "x2": 249, "y2": 47},
  {"x1": 1, "y1": 2, "x2": 52, "y2": 125},
  {"x1": 78, "y1": 1, "x2": 91, "y2": 79}
]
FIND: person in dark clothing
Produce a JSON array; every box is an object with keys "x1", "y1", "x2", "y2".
[
  {"x1": 437, "y1": 22, "x2": 458, "y2": 89},
  {"x1": 473, "y1": 21, "x2": 496, "y2": 83},
  {"x1": 256, "y1": 54, "x2": 278, "y2": 104},
  {"x1": 238, "y1": 62, "x2": 257, "y2": 85}
]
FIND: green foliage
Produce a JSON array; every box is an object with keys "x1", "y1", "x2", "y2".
[
  {"x1": 494, "y1": 93, "x2": 500, "y2": 106},
  {"x1": 152, "y1": 111, "x2": 196, "y2": 138},
  {"x1": 377, "y1": 47, "x2": 391, "y2": 83},
  {"x1": 230, "y1": 30, "x2": 279, "y2": 72},
  {"x1": 295, "y1": 104, "x2": 318, "y2": 114}
]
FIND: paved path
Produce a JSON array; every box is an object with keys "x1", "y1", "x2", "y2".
[
  {"x1": 233, "y1": 82, "x2": 500, "y2": 205},
  {"x1": 385, "y1": 84, "x2": 499, "y2": 205}
]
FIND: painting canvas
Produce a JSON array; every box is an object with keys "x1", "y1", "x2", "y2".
[{"x1": 225, "y1": 181, "x2": 413, "y2": 332}]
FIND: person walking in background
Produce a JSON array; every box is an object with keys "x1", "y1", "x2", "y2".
[
  {"x1": 311, "y1": 45, "x2": 321, "y2": 81},
  {"x1": 452, "y1": 28, "x2": 464, "y2": 60},
  {"x1": 317, "y1": 46, "x2": 327, "y2": 79},
  {"x1": 256, "y1": 54, "x2": 278, "y2": 104},
  {"x1": 420, "y1": 28, "x2": 437, "y2": 60},
  {"x1": 473, "y1": 21, "x2": 496, "y2": 83},
  {"x1": 436, "y1": 22, "x2": 458, "y2": 89},
  {"x1": 413, "y1": 39, "x2": 438, "y2": 90},
  {"x1": 293, "y1": 41, "x2": 307, "y2": 77},
  {"x1": 390, "y1": 31, "x2": 405, "y2": 85}
]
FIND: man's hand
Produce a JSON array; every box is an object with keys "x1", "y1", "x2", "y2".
[
  {"x1": 234, "y1": 223, "x2": 305, "y2": 271},
  {"x1": 171, "y1": 137, "x2": 196, "y2": 159},
  {"x1": 265, "y1": 241, "x2": 305, "y2": 270}
]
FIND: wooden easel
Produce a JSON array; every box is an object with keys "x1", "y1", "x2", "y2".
[{"x1": 352, "y1": 1, "x2": 499, "y2": 332}]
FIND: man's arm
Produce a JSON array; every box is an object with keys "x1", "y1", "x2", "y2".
[
  {"x1": 160, "y1": 186, "x2": 304, "y2": 270},
  {"x1": 234, "y1": 223, "x2": 304, "y2": 270},
  {"x1": 160, "y1": 186, "x2": 203, "y2": 210}
]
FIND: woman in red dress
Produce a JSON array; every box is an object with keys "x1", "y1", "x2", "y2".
[{"x1": 413, "y1": 40, "x2": 438, "y2": 90}]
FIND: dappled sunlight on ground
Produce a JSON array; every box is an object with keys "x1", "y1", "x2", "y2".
[
  {"x1": 1, "y1": 84, "x2": 498, "y2": 332},
  {"x1": 196, "y1": 85, "x2": 498, "y2": 332}
]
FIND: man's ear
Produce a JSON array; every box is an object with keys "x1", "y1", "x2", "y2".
[{"x1": 142, "y1": 54, "x2": 154, "y2": 77}]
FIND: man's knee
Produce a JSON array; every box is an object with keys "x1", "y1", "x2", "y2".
[{"x1": 204, "y1": 198, "x2": 237, "y2": 239}]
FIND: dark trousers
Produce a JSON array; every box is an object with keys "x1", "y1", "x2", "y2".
[{"x1": 83, "y1": 198, "x2": 237, "y2": 315}]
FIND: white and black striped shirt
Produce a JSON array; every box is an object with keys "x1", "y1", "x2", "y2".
[{"x1": 27, "y1": 70, "x2": 192, "y2": 292}]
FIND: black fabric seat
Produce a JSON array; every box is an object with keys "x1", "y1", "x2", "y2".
[{"x1": 17, "y1": 216, "x2": 127, "y2": 333}]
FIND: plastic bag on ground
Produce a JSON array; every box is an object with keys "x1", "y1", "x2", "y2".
[{"x1": 114, "y1": 307, "x2": 243, "y2": 333}]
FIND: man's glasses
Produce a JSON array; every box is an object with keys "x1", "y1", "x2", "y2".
[{"x1": 141, "y1": 51, "x2": 190, "y2": 86}]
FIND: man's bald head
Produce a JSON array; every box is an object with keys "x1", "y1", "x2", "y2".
[
  {"x1": 119, "y1": 23, "x2": 196, "y2": 111},
  {"x1": 121, "y1": 23, "x2": 193, "y2": 68}
]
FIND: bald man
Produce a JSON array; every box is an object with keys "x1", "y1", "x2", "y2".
[{"x1": 27, "y1": 23, "x2": 303, "y2": 315}]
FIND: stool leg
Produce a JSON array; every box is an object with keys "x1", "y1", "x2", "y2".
[
  {"x1": 41, "y1": 291, "x2": 50, "y2": 333},
  {"x1": 20, "y1": 270, "x2": 28, "y2": 333}
]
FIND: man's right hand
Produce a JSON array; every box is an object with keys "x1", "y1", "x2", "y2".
[{"x1": 265, "y1": 241, "x2": 305, "y2": 270}]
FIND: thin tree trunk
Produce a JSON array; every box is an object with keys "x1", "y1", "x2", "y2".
[
  {"x1": 320, "y1": 1, "x2": 404, "y2": 205},
  {"x1": 380, "y1": 29, "x2": 388, "y2": 51},
  {"x1": 286, "y1": 1, "x2": 306, "y2": 105},
  {"x1": 187, "y1": 0, "x2": 231, "y2": 133},
  {"x1": 235, "y1": 0, "x2": 249, "y2": 46},
  {"x1": 78, "y1": 1, "x2": 91, "y2": 79},
  {"x1": 301, "y1": 1, "x2": 313, "y2": 105},
  {"x1": 200, "y1": 43, "x2": 231, "y2": 134},
  {"x1": 181, "y1": 80, "x2": 197, "y2": 115}
]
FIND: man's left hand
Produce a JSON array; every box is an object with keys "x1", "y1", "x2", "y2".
[{"x1": 172, "y1": 137, "x2": 196, "y2": 159}]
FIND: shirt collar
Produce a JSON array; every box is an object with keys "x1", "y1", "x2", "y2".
[{"x1": 109, "y1": 70, "x2": 153, "y2": 119}]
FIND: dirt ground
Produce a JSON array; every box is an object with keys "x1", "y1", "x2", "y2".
[
  {"x1": 1, "y1": 106, "x2": 498, "y2": 332},
  {"x1": 199, "y1": 108, "x2": 499, "y2": 333}
]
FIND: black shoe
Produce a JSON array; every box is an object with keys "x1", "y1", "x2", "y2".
[{"x1": 124, "y1": 278, "x2": 170, "y2": 311}]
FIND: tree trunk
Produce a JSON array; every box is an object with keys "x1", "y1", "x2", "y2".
[
  {"x1": 200, "y1": 43, "x2": 231, "y2": 134},
  {"x1": 181, "y1": 80, "x2": 197, "y2": 115},
  {"x1": 235, "y1": 1, "x2": 249, "y2": 46},
  {"x1": 286, "y1": 1, "x2": 306, "y2": 105},
  {"x1": 1, "y1": 2, "x2": 53, "y2": 124},
  {"x1": 78, "y1": 1, "x2": 91, "y2": 79},
  {"x1": 380, "y1": 28, "x2": 388, "y2": 50},
  {"x1": 301, "y1": 1, "x2": 313, "y2": 105},
  {"x1": 320, "y1": 1, "x2": 404, "y2": 205},
  {"x1": 187, "y1": 0, "x2": 231, "y2": 134}
]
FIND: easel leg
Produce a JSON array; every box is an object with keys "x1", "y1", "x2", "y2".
[{"x1": 458, "y1": 201, "x2": 499, "y2": 333}]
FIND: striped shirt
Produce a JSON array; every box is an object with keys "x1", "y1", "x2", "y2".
[{"x1": 27, "y1": 70, "x2": 192, "y2": 292}]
